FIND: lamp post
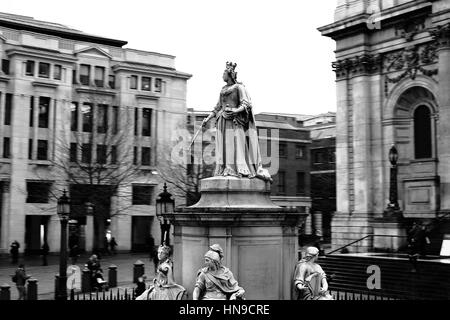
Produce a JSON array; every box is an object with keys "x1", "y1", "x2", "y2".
[
  {"x1": 56, "y1": 190, "x2": 70, "y2": 300},
  {"x1": 156, "y1": 183, "x2": 174, "y2": 245},
  {"x1": 386, "y1": 145, "x2": 401, "y2": 214}
]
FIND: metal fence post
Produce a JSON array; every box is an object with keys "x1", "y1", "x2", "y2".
[
  {"x1": 108, "y1": 265, "x2": 117, "y2": 288},
  {"x1": 0, "y1": 284, "x2": 11, "y2": 300},
  {"x1": 133, "y1": 260, "x2": 145, "y2": 284},
  {"x1": 27, "y1": 278, "x2": 38, "y2": 300}
]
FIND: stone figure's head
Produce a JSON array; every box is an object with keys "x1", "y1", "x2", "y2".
[
  {"x1": 158, "y1": 244, "x2": 171, "y2": 261},
  {"x1": 204, "y1": 249, "x2": 221, "y2": 271},
  {"x1": 304, "y1": 247, "x2": 320, "y2": 262},
  {"x1": 223, "y1": 61, "x2": 237, "y2": 83}
]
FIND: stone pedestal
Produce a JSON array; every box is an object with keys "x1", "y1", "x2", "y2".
[
  {"x1": 371, "y1": 214, "x2": 407, "y2": 252},
  {"x1": 164, "y1": 177, "x2": 306, "y2": 300}
]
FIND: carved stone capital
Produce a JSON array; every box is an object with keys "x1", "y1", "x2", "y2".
[
  {"x1": 332, "y1": 54, "x2": 382, "y2": 80},
  {"x1": 430, "y1": 23, "x2": 450, "y2": 49}
]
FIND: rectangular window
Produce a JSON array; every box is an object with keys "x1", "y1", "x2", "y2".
[
  {"x1": 155, "y1": 78, "x2": 162, "y2": 92},
  {"x1": 26, "y1": 182, "x2": 50, "y2": 203},
  {"x1": 296, "y1": 172, "x2": 305, "y2": 195},
  {"x1": 53, "y1": 64, "x2": 62, "y2": 80},
  {"x1": 71, "y1": 102, "x2": 78, "y2": 131},
  {"x1": 4, "y1": 93, "x2": 12, "y2": 125},
  {"x1": 96, "y1": 145, "x2": 107, "y2": 164},
  {"x1": 132, "y1": 185, "x2": 153, "y2": 205},
  {"x1": 82, "y1": 103, "x2": 93, "y2": 132},
  {"x1": 279, "y1": 143, "x2": 287, "y2": 158},
  {"x1": 142, "y1": 147, "x2": 151, "y2": 166},
  {"x1": 2, "y1": 59, "x2": 10, "y2": 75},
  {"x1": 112, "y1": 106, "x2": 119, "y2": 134},
  {"x1": 38, "y1": 97, "x2": 50, "y2": 128},
  {"x1": 329, "y1": 150, "x2": 336, "y2": 163},
  {"x1": 133, "y1": 146, "x2": 137, "y2": 165},
  {"x1": 70, "y1": 143, "x2": 77, "y2": 162},
  {"x1": 296, "y1": 145, "x2": 305, "y2": 159},
  {"x1": 72, "y1": 69, "x2": 77, "y2": 84},
  {"x1": 130, "y1": 75, "x2": 138, "y2": 89},
  {"x1": 29, "y1": 96, "x2": 34, "y2": 127},
  {"x1": 142, "y1": 108, "x2": 152, "y2": 136},
  {"x1": 38, "y1": 62, "x2": 50, "y2": 78},
  {"x1": 277, "y1": 171, "x2": 286, "y2": 194},
  {"x1": 28, "y1": 139, "x2": 33, "y2": 160},
  {"x1": 108, "y1": 75, "x2": 115, "y2": 89},
  {"x1": 97, "y1": 104, "x2": 108, "y2": 133},
  {"x1": 142, "y1": 77, "x2": 151, "y2": 91},
  {"x1": 37, "y1": 140, "x2": 48, "y2": 160},
  {"x1": 82, "y1": 144, "x2": 92, "y2": 163},
  {"x1": 111, "y1": 146, "x2": 117, "y2": 164},
  {"x1": 314, "y1": 151, "x2": 326, "y2": 164},
  {"x1": 26, "y1": 60, "x2": 35, "y2": 76},
  {"x1": 80, "y1": 64, "x2": 90, "y2": 85},
  {"x1": 94, "y1": 66, "x2": 105, "y2": 87},
  {"x1": 134, "y1": 108, "x2": 138, "y2": 136},
  {"x1": 3, "y1": 137, "x2": 10, "y2": 158}
]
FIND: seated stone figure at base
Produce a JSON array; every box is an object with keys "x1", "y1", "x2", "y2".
[
  {"x1": 135, "y1": 244, "x2": 185, "y2": 300},
  {"x1": 193, "y1": 244, "x2": 245, "y2": 300},
  {"x1": 294, "y1": 246, "x2": 333, "y2": 300}
]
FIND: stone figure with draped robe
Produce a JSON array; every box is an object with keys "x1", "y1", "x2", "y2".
[
  {"x1": 135, "y1": 244, "x2": 185, "y2": 300},
  {"x1": 293, "y1": 247, "x2": 333, "y2": 300},
  {"x1": 193, "y1": 244, "x2": 245, "y2": 300},
  {"x1": 202, "y1": 62, "x2": 271, "y2": 182}
]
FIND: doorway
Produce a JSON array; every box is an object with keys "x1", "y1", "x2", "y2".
[{"x1": 25, "y1": 215, "x2": 50, "y2": 254}]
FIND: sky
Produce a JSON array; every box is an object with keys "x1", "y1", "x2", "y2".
[{"x1": 1, "y1": 0, "x2": 337, "y2": 116}]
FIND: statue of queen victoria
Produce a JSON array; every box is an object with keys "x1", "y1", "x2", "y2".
[{"x1": 201, "y1": 62, "x2": 272, "y2": 182}]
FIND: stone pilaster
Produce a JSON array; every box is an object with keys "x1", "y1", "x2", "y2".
[
  {"x1": 432, "y1": 23, "x2": 450, "y2": 210},
  {"x1": 0, "y1": 181, "x2": 10, "y2": 252}
]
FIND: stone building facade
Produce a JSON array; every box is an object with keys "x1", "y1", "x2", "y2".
[
  {"x1": 319, "y1": 0, "x2": 450, "y2": 251},
  {"x1": 0, "y1": 12, "x2": 191, "y2": 254}
]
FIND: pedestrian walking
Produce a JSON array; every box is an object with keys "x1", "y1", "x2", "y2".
[
  {"x1": 86, "y1": 254, "x2": 101, "y2": 289},
  {"x1": 103, "y1": 237, "x2": 111, "y2": 256},
  {"x1": 109, "y1": 237, "x2": 118, "y2": 255},
  {"x1": 41, "y1": 241, "x2": 50, "y2": 266},
  {"x1": 10, "y1": 240, "x2": 20, "y2": 264},
  {"x1": 69, "y1": 244, "x2": 80, "y2": 265},
  {"x1": 12, "y1": 264, "x2": 30, "y2": 300}
]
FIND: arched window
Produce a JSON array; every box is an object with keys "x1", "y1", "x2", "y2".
[{"x1": 414, "y1": 105, "x2": 432, "y2": 159}]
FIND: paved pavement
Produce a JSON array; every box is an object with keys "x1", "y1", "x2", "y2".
[{"x1": 0, "y1": 252, "x2": 157, "y2": 300}]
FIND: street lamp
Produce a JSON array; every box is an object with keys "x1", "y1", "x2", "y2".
[
  {"x1": 386, "y1": 145, "x2": 401, "y2": 214},
  {"x1": 56, "y1": 189, "x2": 70, "y2": 300},
  {"x1": 156, "y1": 183, "x2": 174, "y2": 245}
]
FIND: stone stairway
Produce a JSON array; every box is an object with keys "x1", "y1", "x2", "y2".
[{"x1": 319, "y1": 254, "x2": 450, "y2": 300}]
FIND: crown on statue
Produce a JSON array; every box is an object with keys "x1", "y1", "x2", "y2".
[{"x1": 226, "y1": 61, "x2": 237, "y2": 73}]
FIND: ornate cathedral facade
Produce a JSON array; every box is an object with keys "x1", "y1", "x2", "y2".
[{"x1": 320, "y1": 0, "x2": 450, "y2": 251}]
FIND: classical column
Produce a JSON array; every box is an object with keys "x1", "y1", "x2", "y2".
[
  {"x1": 0, "y1": 181, "x2": 10, "y2": 252},
  {"x1": 433, "y1": 23, "x2": 450, "y2": 210},
  {"x1": 32, "y1": 96, "x2": 39, "y2": 159}
]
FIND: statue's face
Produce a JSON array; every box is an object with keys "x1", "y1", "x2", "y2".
[
  {"x1": 222, "y1": 70, "x2": 229, "y2": 82},
  {"x1": 158, "y1": 248, "x2": 168, "y2": 261},
  {"x1": 204, "y1": 257, "x2": 215, "y2": 270}
]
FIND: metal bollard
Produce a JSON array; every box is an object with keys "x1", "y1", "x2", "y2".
[
  {"x1": 27, "y1": 278, "x2": 38, "y2": 300},
  {"x1": 0, "y1": 284, "x2": 11, "y2": 300},
  {"x1": 133, "y1": 260, "x2": 145, "y2": 284},
  {"x1": 81, "y1": 267, "x2": 91, "y2": 293},
  {"x1": 108, "y1": 265, "x2": 117, "y2": 288},
  {"x1": 54, "y1": 275, "x2": 59, "y2": 300}
]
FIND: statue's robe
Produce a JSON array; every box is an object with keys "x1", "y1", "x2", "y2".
[
  {"x1": 195, "y1": 266, "x2": 243, "y2": 300},
  {"x1": 211, "y1": 83, "x2": 271, "y2": 181}
]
